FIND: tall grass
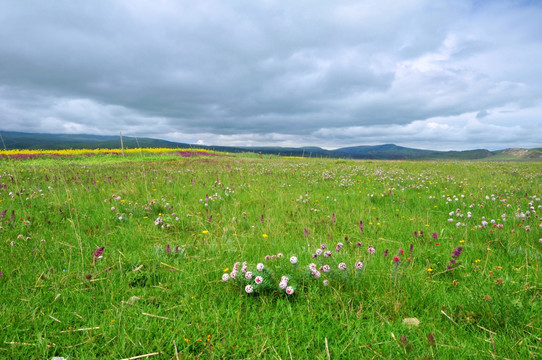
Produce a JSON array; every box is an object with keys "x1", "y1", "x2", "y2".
[{"x1": 0, "y1": 154, "x2": 540, "y2": 359}]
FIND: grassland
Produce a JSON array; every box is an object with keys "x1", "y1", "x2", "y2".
[{"x1": 0, "y1": 152, "x2": 540, "y2": 359}]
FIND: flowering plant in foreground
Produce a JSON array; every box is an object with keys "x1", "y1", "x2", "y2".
[{"x1": 222, "y1": 242, "x2": 371, "y2": 296}]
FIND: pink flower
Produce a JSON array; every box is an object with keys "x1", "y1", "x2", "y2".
[
  {"x1": 393, "y1": 256, "x2": 400, "y2": 263},
  {"x1": 222, "y1": 273, "x2": 229, "y2": 281},
  {"x1": 254, "y1": 276, "x2": 263, "y2": 284},
  {"x1": 432, "y1": 232, "x2": 438, "y2": 239},
  {"x1": 322, "y1": 265, "x2": 331, "y2": 273},
  {"x1": 323, "y1": 280, "x2": 329, "y2": 286},
  {"x1": 368, "y1": 245, "x2": 376, "y2": 255},
  {"x1": 320, "y1": 243, "x2": 327, "y2": 249},
  {"x1": 399, "y1": 248, "x2": 404, "y2": 255},
  {"x1": 355, "y1": 261, "x2": 363, "y2": 270},
  {"x1": 290, "y1": 256, "x2": 298, "y2": 264},
  {"x1": 245, "y1": 285, "x2": 254, "y2": 294},
  {"x1": 285, "y1": 286, "x2": 294, "y2": 295},
  {"x1": 338, "y1": 262, "x2": 347, "y2": 271},
  {"x1": 230, "y1": 271, "x2": 237, "y2": 279},
  {"x1": 309, "y1": 263, "x2": 317, "y2": 271},
  {"x1": 281, "y1": 276, "x2": 289, "y2": 283},
  {"x1": 324, "y1": 251, "x2": 332, "y2": 257},
  {"x1": 256, "y1": 263, "x2": 264, "y2": 271},
  {"x1": 277, "y1": 253, "x2": 283, "y2": 258},
  {"x1": 313, "y1": 271, "x2": 321, "y2": 279},
  {"x1": 245, "y1": 271, "x2": 253, "y2": 280},
  {"x1": 315, "y1": 249, "x2": 323, "y2": 256},
  {"x1": 279, "y1": 281, "x2": 288, "y2": 289}
]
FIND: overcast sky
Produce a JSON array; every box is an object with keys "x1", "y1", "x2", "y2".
[{"x1": 1, "y1": 0, "x2": 541, "y2": 150}]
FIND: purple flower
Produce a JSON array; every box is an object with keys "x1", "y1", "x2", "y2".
[
  {"x1": 166, "y1": 244, "x2": 171, "y2": 254},
  {"x1": 432, "y1": 232, "x2": 438, "y2": 239},
  {"x1": 383, "y1": 249, "x2": 389, "y2": 257},
  {"x1": 451, "y1": 246, "x2": 463, "y2": 258},
  {"x1": 413, "y1": 231, "x2": 418, "y2": 237},
  {"x1": 368, "y1": 245, "x2": 376, "y2": 255},
  {"x1": 0, "y1": 209, "x2": 6, "y2": 218},
  {"x1": 0, "y1": 270, "x2": 3, "y2": 277},
  {"x1": 359, "y1": 220, "x2": 364, "y2": 232},
  {"x1": 331, "y1": 213, "x2": 336, "y2": 224},
  {"x1": 304, "y1": 228, "x2": 309, "y2": 237},
  {"x1": 93, "y1": 246, "x2": 104, "y2": 261}
]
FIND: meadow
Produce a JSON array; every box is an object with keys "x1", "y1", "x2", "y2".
[{"x1": 0, "y1": 150, "x2": 540, "y2": 359}]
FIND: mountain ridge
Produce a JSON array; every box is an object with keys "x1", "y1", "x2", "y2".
[{"x1": 1, "y1": 131, "x2": 540, "y2": 160}]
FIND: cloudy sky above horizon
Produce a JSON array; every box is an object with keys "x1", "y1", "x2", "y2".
[{"x1": 1, "y1": 0, "x2": 541, "y2": 150}]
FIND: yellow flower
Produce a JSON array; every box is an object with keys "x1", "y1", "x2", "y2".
[
  {"x1": 223, "y1": 268, "x2": 229, "y2": 273},
  {"x1": 475, "y1": 259, "x2": 481, "y2": 263},
  {"x1": 425, "y1": 224, "x2": 430, "y2": 227},
  {"x1": 459, "y1": 240, "x2": 465, "y2": 243},
  {"x1": 262, "y1": 234, "x2": 268, "y2": 238},
  {"x1": 427, "y1": 268, "x2": 433, "y2": 272},
  {"x1": 202, "y1": 230, "x2": 208, "y2": 234}
]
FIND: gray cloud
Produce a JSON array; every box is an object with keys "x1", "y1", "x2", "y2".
[{"x1": 0, "y1": 0, "x2": 541, "y2": 150}]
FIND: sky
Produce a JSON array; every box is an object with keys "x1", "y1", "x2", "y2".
[{"x1": 1, "y1": 0, "x2": 541, "y2": 151}]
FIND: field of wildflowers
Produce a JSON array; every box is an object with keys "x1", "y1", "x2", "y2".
[{"x1": 0, "y1": 151, "x2": 540, "y2": 359}]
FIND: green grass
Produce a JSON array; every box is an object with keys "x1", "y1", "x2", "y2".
[{"x1": 0, "y1": 154, "x2": 540, "y2": 359}]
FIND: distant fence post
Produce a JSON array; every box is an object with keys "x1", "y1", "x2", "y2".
[{"x1": 120, "y1": 132, "x2": 125, "y2": 157}]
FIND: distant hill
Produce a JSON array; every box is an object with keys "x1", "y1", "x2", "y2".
[{"x1": 1, "y1": 131, "x2": 540, "y2": 160}]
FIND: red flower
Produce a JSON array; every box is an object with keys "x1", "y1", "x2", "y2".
[{"x1": 393, "y1": 256, "x2": 400, "y2": 263}]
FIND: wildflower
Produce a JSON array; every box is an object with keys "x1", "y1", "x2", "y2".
[
  {"x1": 303, "y1": 228, "x2": 309, "y2": 237},
  {"x1": 262, "y1": 234, "x2": 268, "y2": 238},
  {"x1": 313, "y1": 271, "x2": 321, "y2": 279},
  {"x1": 254, "y1": 276, "x2": 263, "y2": 284},
  {"x1": 393, "y1": 256, "x2": 400, "y2": 263},
  {"x1": 320, "y1": 243, "x2": 327, "y2": 249},
  {"x1": 356, "y1": 241, "x2": 362, "y2": 247},
  {"x1": 323, "y1": 280, "x2": 329, "y2": 286},
  {"x1": 368, "y1": 245, "x2": 376, "y2": 255},
  {"x1": 338, "y1": 262, "x2": 347, "y2": 271},
  {"x1": 315, "y1": 249, "x2": 323, "y2": 256},
  {"x1": 427, "y1": 268, "x2": 433, "y2": 272},
  {"x1": 166, "y1": 244, "x2": 171, "y2": 254},
  {"x1": 355, "y1": 261, "x2": 364, "y2": 270},
  {"x1": 322, "y1": 264, "x2": 331, "y2": 273},
  {"x1": 245, "y1": 285, "x2": 254, "y2": 294},
  {"x1": 222, "y1": 273, "x2": 229, "y2": 281},
  {"x1": 277, "y1": 253, "x2": 283, "y2": 258},
  {"x1": 359, "y1": 220, "x2": 364, "y2": 232},
  {"x1": 223, "y1": 268, "x2": 229, "y2": 273},
  {"x1": 256, "y1": 263, "x2": 264, "y2": 271},
  {"x1": 285, "y1": 286, "x2": 295, "y2": 295},
  {"x1": 309, "y1": 263, "x2": 317, "y2": 271},
  {"x1": 290, "y1": 256, "x2": 298, "y2": 264},
  {"x1": 264, "y1": 255, "x2": 270, "y2": 261},
  {"x1": 432, "y1": 232, "x2": 438, "y2": 239},
  {"x1": 451, "y1": 246, "x2": 463, "y2": 258},
  {"x1": 93, "y1": 246, "x2": 104, "y2": 262},
  {"x1": 323, "y1": 251, "x2": 332, "y2": 257},
  {"x1": 383, "y1": 249, "x2": 389, "y2": 257},
  {"x1": 230, "y1": 271, "x2": 237, "y2": 279},
  {"x1": 399, "y1": 248, "x2": 404, "y2": 255},
  {"x1": 202, "y1": 230, "x2": 208, "y2": 234},
  {"x1": 413, "y1": 231, "x2": 418, "y2": 237},
  {"x1": 0, "y1": 270, "x2": 2, "y2": 277},
  {"x1": 279, "y1": 281, "x2": 288, "y2": 289},
  {"x1": 245, "y1": 271, "x2": 253, "y2": 280}
]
